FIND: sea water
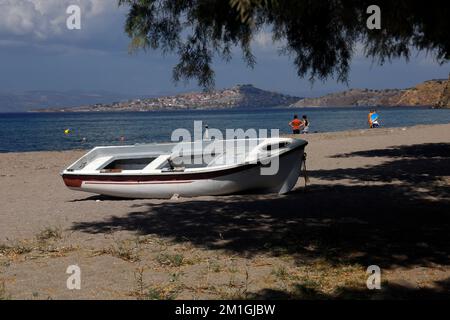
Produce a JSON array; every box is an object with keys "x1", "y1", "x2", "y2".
[{"x1": 0, "y1": 107, "x2": 449, "y2": 152}]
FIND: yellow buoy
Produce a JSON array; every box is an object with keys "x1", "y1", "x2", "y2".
[{"x1": 64, "y1": 129, "x2": 70, "y2": 135}]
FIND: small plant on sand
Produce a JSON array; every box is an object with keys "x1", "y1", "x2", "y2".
[
  {"x1": 133, "y1": 267, "x2": 146, "y2": 297},
  {"x1": 0, "y1": 281, "x2": 10, "y2": 300},
  {"x1": 219, "y1": 270, "x2": 251, "y2": 300},
  {"x1": 227, "y1": 260, "x2": 238, "y2": 274},
  {"x1": 0, "y1": 241, "x2": 33, "y2": 257},
  {"x1": 0, "y1": 244, "x2": 8, "y2": 253},
  {"x1": 271, "y1": 266, "x2": 289, "y2": 281},
  {"x1": 0, "y1": 238, "x2": 74, "y2": 260},
  {"x1": 0, "y1": 260, "x2": 10, "y2": 268},
  {"x1": 106, "y1": 239, "x2": 140, "y2": 262},
  {"x1": 143, "y1": 286, "x2": 178, "y2": 300},
  {"x1": 156, "y1": 253, "x2": 185, "y2": 267},
  {"x1": 132, "y1": 267, "x2": 179, "y2": 300},
  {"x1": 169, "y1": 272, "x2": 183, "y2": 283},
  {"x1": 291, "y1": 278, "x2": 324, "y2": 299},
  {"x1": 209, "y1": 261, "x2": 222, "y2": 273},
  {"x1": 297, "y1": 278, "x2": 321, "y2": 290},
  {"x1": 36, "y1": 226, "x2": 62, "y2": 242}
]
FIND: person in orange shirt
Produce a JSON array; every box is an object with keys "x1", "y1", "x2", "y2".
[
  {"x1": 368, "y1": 110, "x2": 374, "y2": 128},
  {"x1": 289, "y1": 114, "x2": 303, "y2": 134}
]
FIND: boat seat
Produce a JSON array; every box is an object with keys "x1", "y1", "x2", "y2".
[
  {"x1": 143, "y1": 155, "x2": 171, "y2": 171},
  {"x1": 82, "y1": 156, "x2": 113, "y2": 172}
]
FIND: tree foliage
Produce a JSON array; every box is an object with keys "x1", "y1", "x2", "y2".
[{"x1": 118, "y1": 0, "x2": 450, "y2": 89}]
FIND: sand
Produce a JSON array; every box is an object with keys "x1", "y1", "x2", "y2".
[{"x1": 0, "y1": 123, "x2": 449, "y2": 299}]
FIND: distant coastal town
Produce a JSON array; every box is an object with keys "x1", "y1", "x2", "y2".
[{"x1": 36, "y1": 84, "x2": 300, "y2": 112}]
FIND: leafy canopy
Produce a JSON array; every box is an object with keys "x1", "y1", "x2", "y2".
[{"x1": 119, "y1": 0, "x2": 450, "y2": 89}]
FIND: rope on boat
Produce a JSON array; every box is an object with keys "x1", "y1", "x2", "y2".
[{"x1": 302, "y1": 152, "x2": 310, "y2": 187}]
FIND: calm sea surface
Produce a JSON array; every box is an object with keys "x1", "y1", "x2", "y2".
[{"x1": 1, "y1": 107, "x2": 449, "y2": 152}]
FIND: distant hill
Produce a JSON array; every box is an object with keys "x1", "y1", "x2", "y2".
[
  {"x1": 35, "y1": 84, "x2": 300, "y2": 112},
  {"x1": 292, "y1": 76, "x2": 450, "y2": 108},
  {"x1": 0, "y1": 90, "x2": 150, "y2": 113},
  {"x1": 436, "y1": 78, "x2": 450, "y2": 108}
]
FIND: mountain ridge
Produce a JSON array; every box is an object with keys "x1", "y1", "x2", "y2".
[
  {"x1": 34, "y1": 84, "x2": 301, "y2": 112},
  {"x1": 6, "y1": 77, "x2": 450, "y2": 113},
  {"x1": 292, "y1": 76, "x2": 450, "y2": 108}
]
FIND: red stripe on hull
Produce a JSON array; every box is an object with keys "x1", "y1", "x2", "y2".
[
  {"x1": 84, "y1": 180, "x2": 193, "y2": 185},
  {"x1": 62, "y1": 163, "x2": 258, "y2": 188}
]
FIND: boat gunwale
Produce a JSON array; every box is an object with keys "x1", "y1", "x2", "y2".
[{"x1": 61, "y1": 139, "x2": 308, "y2": 179}]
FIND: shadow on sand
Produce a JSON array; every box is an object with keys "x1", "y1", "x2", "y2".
[
  {"x1": 252, "y1": 277, "x2": 450, "y2": 299},
  {"x1": 71, "y1": 143, "x2": 450, "y2": 298}
]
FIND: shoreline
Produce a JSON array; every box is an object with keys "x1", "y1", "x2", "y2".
[
  {"x1": 0, "y1": 123, "x2": 449, "y2": 299},
  {"x1": 1, "y1": 122, "x2": 449, "y2": 154},
  {"x1": 0, "y1": 104, "x2": 441, "y2": 115}
]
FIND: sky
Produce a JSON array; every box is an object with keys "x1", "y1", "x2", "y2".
[{"x1": 0, "y1": 0, "x2": 449, "y2": 98}]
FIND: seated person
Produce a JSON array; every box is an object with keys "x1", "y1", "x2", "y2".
[
  {"x1": 301, "y1": 115, "x2": 310, "y2": 134},
  {"x1": 369, "y1": 111, "x2": 380, "y2": 128}
]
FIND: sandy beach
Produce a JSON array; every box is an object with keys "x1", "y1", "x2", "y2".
[{"x1": 1, "y1": 123, "x2": 449, "y2": 299}]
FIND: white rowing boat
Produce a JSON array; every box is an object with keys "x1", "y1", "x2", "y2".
[{"x1": 61, "y1": 138, "x2": 307, "y2": 198}]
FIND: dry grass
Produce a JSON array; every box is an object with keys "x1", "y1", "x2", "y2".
[
  {"x1": 0, "y1": 228, "x2": 371, "y2": 300},
  {"x1": 208, "y1": 260, "x2": 222, "y2": 273},
  {"x1": 271, "y1": 265, "x2": 289, "y2": 281},
  {"x1": 0, "y1": 242, "x2": 33, "y2": 257},
  {"x1": 131, "y1": 267, "x2": 180, "y2": 300},
  {"x1": 216, "y1": 269, "x2": 251, "y2": 300},
  {"x1": 277, "y1": 260, "x2": 368, "y2": 298},
  {"x1": 0, "y1": 280, "x2": 10, "y2": 300},
  {"x1": 156, "y1": 253, "x2": 187, "y2": 267},
  {"x1": 0, "y1": 230, "x2": 414, "y2": 299},
  {"x1": 36, "y1": 226, "x2": 62, "y2": 242},
  {"x1": 94, "y1": 238, "x2": 141, "y2": 263},
  {"x1": 141, "y1": 286, "x2": 179, "y2": 300},
  {"x1": 119, "y1": 237, "x2": 370, "y2": 299},
  {"x1": 0, "y1": 229, "x2": 76, "y2": 261}
]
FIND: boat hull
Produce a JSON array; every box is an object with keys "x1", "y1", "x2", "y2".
[{"x1": 62, "y1": 145, "x2": 306, "y2": 199}]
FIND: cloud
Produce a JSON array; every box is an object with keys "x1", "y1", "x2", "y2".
[
  {"x1": 0, "y1": 0, "x2": 127, "y2": 55},
  {"x1": 0, "y1": 0, "x2": 117, "y2": 39},
  {"x1": 253, "y1": 31, "x2": 273, "y2": 49},
  {"x1": 251, "y1": 30, "x2": 287, "y2": 53}
]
